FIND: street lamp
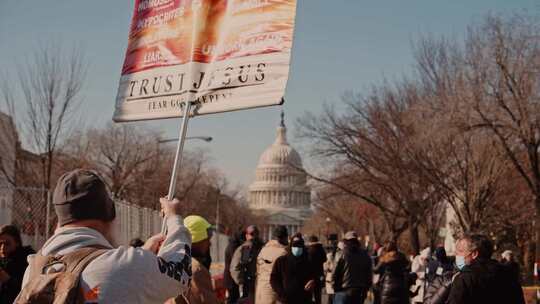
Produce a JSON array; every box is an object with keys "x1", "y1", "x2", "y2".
[{"x1": 158, "y1": 136, "x2": 213, "y2": 144}]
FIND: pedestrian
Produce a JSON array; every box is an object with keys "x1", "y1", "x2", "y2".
[
  {"x1": 425, "y1": 247, "x2": 453, "y2": 285},
  {"x1": 270, "y1": 233, "x2": 316, "y2": 304},
  {"x1": 324, "y1": 233, "x2": 340, "y2": 304},
  {"x1": 231, "y1": 225, "x2": 263, "y2": 303},
  {"x1": 225, "y1": 229, "x2": 245, "y2": 304},
  {"x1": 500, "y1": 250, "x2": 521, "y2": 284},
  {"x1": 373, "y1": 242, "x2": 410, "y2": 304},
  {"x1": 411, "y1": 247, "x2": 431, "y2": 304},
  {"x1": 255, "y1": 225, "x2": 289, "y2": 304},
  {"x1": 173, "y1": 215, "x2": 220, "y2": 304},
  {"x1": 423, "y1": 266, "x2": 455, "y2": 304},
  {"x1": 0, "y1": 225, "x2": 35, "y2": 304},
  {"x1": 423, "y1": 246, "x2": 456, "y2": 304},
  {"x1": 16, "y1": 169, "x2": 191, "y2": 303},
  {"x1": 332, "y1": 231, "x2": 373, "y2": 304},
  {"x1": 371, "y1": 243, "x2": 385, "y2": 304},
  {"x1": 447, "y1": 234, "x2": 525, "y2": 304},
  {"x1": 130, "y1": 238, "x2": 145, "y2": 247},
  {"x1": 307, "y1": 235, "x2": 327, "y2": 304}
]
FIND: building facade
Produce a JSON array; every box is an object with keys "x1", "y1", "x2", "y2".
[
  {"x1": 0, "y1": 112, "x2": 17, "y2": 226},
  {"x1": 249, "y1": 112, "x2": 311, "y2": 241}
]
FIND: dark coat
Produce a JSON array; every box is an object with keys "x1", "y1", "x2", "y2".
[
  {"x1": 374, "y1": 251, "x2": 410, "y2": 304},
  {"x1": 423, "y1": 270, "x2": 455, "y2": 304},
  {"x1": 447, "y1": 258, "x2": 525, "y2": 304},
  {"x1": 0, "y1": 246, "x2": 35, "y2": 304},
  {"x1": 307, "y1": 242, "x2": 327, "y2": 279},
  {"x1": 270, "y1": 251, "x2": 315, "y2": 304},
  {"x1": 501, "y1": 260, "x2": 521, "y2": 284},
  {"x1": 332, "y1": 245, "x2": 372, "y2": 291}
]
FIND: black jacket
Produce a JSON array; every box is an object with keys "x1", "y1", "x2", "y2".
[
  {"x1": 447, "y1": 258, "x2": 525, "y2": 304},
  {"x1": 424, "y1": 269, "x2": 455, "y2": 304},
  {"x1": 0, "y1": 246, "x2": 35, "y2": 304},
  {"x1": 374, "y1": 251, "x2": 410, "y2": 304},
  {"x1": 307, "y1": 243, "x2": 327, "y2": 279},
  {"x1": 332, "y1": 245, "x2": 372, "y2": 291},
  {"x1": 270, "y1": 251, "x2": 315, "y2": 304},
  {"x1": 501, "y1": 260, "x2": 521, "y2": 284}
]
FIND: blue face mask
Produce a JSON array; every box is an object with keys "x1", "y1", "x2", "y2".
[
  {"x1": 291, "y1": 247, "x2": 303, "y2": 257},
  {"x1": 455, "y1": 255, "x2": 466, "y2": 270}
]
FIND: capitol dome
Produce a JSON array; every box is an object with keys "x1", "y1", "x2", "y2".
[
  {"x1": 249, "y1": 112, "x2": 311, "y2": 239},
  {"x1": 257, "y1": 126, "x2": 303, "y2": 168}
]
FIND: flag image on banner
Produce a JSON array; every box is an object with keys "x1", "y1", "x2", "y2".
[{"x1": 113, "y1": 0, "x2": 297, "y2": 122}]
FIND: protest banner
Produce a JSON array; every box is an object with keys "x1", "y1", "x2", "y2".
[{"x1": 113, "y1": 0, "x2": 297, "y2": 122}]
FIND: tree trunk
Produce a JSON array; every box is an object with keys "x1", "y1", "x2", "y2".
[
  {"x1": 523, "y1": 237, "x2": 534, "y2": 285},
  {"x1": 535, "y1": 195, "x2": 540, "y2": 285},
  {"x1": 409, "y1": 216, "x2": 421, "y2": 256}
]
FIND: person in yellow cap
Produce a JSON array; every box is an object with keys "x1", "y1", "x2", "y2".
[{"x1": 172, "y1": 215, "x2": 219, "y2": 304}]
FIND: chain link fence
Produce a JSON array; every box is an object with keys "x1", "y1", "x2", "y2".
[
  {"x1": 0, "y1": 187, "x2": 162, "y2": 249},
  {"x1": 0, "y1": 187, "x2": 228, "y2": 263},
  {"x1": 0, "y1": 187, "x2": 50, "y2": 249}
]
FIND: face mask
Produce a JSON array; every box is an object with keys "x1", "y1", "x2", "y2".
[
  {"x1": 455, "y1": 255, "x2": 466, "y2": 270},
  {"x1": 291, "y1": 247, "x2": 303, "y2": 257}
]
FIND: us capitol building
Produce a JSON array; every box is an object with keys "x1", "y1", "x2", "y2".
[{"x1": 248, "y1": 112, "x2": 312, "y2": 240}]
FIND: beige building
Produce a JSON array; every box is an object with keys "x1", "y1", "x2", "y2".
[
  {"x1": 0, "y1": 111, "x2": 17, "y2": 225},
  {"x1": 249, "y1": 112, "x2": 311, "y2": 240}
]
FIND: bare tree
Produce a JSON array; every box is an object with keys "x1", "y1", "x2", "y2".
[
  {"x1": 0, "y1": 44, "x2": 87, "y2": 193},
  {"x1": 414, "y1": 14, "x2": 540, "y2": 276},
  {"x1": 297, "y1": 83, "x2": 441, "y2": 254}
]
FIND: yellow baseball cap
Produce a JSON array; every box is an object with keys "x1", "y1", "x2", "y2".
[{"x1": 184, "y1": 215, "x2": 212, "y2": 243}]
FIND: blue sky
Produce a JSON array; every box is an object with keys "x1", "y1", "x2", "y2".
[{"x1": 0, "y1": 0, "x2": 536, "y2": 190}]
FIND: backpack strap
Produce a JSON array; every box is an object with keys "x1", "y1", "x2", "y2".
[{"x1": 61, "y1": 247, "x2": 108, "y2": 275}]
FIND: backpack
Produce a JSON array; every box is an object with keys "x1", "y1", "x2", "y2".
[{"x1": 14, "y1": 247, "x2": 107, "y2": 304}]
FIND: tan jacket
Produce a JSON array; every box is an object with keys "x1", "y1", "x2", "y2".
[
  {"x1": 174, "y1": 258, "x2": 219, "y2": 304},
  {"x1": 255, "y1": 240, "x2": 287, "y2": 304}
]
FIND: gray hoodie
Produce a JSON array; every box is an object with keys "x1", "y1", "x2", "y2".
[{"x1": 21, "y1": 215, "x2": 191, "y2": 304}]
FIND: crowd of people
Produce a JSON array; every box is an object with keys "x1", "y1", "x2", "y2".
[{"x1": 0, "y1": 169, "x2": 529, "y2": 304}]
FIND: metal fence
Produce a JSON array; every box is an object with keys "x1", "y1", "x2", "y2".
[
  {"x1": 0, "y1": 187, "x2": 228, "y2": 263},
  {"x1": 0, "y1": 187, "x2": 163, "y2": 249}
]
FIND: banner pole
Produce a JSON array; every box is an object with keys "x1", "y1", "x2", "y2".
[{"x1": 162, "y1": 101, "x2": 193, "y2": 234}]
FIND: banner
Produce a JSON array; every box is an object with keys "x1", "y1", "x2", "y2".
[{"x1": 113, "y1": 0, "x2": 297, "y2": 122}]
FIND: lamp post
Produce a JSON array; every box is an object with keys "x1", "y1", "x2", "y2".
[
  {"x1": 158, "y1": 136, "x2": 213, "y2": 144},
  {"x1": 154, "y1": 135, "x2": 213, "y2": 209},
  {"x1": 215, "y1": 189, "x2": 220, "y2": 262}
]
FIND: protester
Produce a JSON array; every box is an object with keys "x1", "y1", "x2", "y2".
[
  {"x1": 423, "y1": 247, "x2": 456, "y2": 304},
  {"x1": 373, "y1": 242, "x2": 411, "y2": 304},
  {"x1": 231, "y1": 225, "x2": 263, "y2": 303},
  {"x1": 447, "y1": 234, "x2": 525, "y2": 304},
  {"x1": 324, "y1": 233, "x2": 340, "y2": 304},
  {"x1": 423, "y1": 267, "x2": 455, "y2": 304},
  {"x1": 307, "y1": 235, "x2": 327, "y2": 304},
  {"x1": 411, "y1": 247, "x2": 431, "y2": 304},
  {"x1": 17, "y1": 169, "x2": 191, "y2": 303},
  {"x1": 332, "y1": 231, "x2": 373, "y2": 304},
  {"x1": 270, "y1": 233, "x2": 316, "y2": 303},
  {"x1": 0, "y1": 225, "x2": 35, "y2": 303},
  {"x1": 372, "y1": 243, "x2": 385, "y2": 304},
  {"x1": 255, "y1": 225, "x2": 289, "y2": 304},
  {"x1": 224, "y1": 229, "x2": 245, "y2": 304},
  {"x1": 425, "y1": 247, "x2": 453, "y2": 284},
  {"x1": 500, "y1": 250, "x2": 521, "y2": 283},
  {"x1": 130, "y1": 238, "x2": 145, "y2": 247},
  {"x1": 174, "y1": 215, "x2": 219, "y2": 304}
]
